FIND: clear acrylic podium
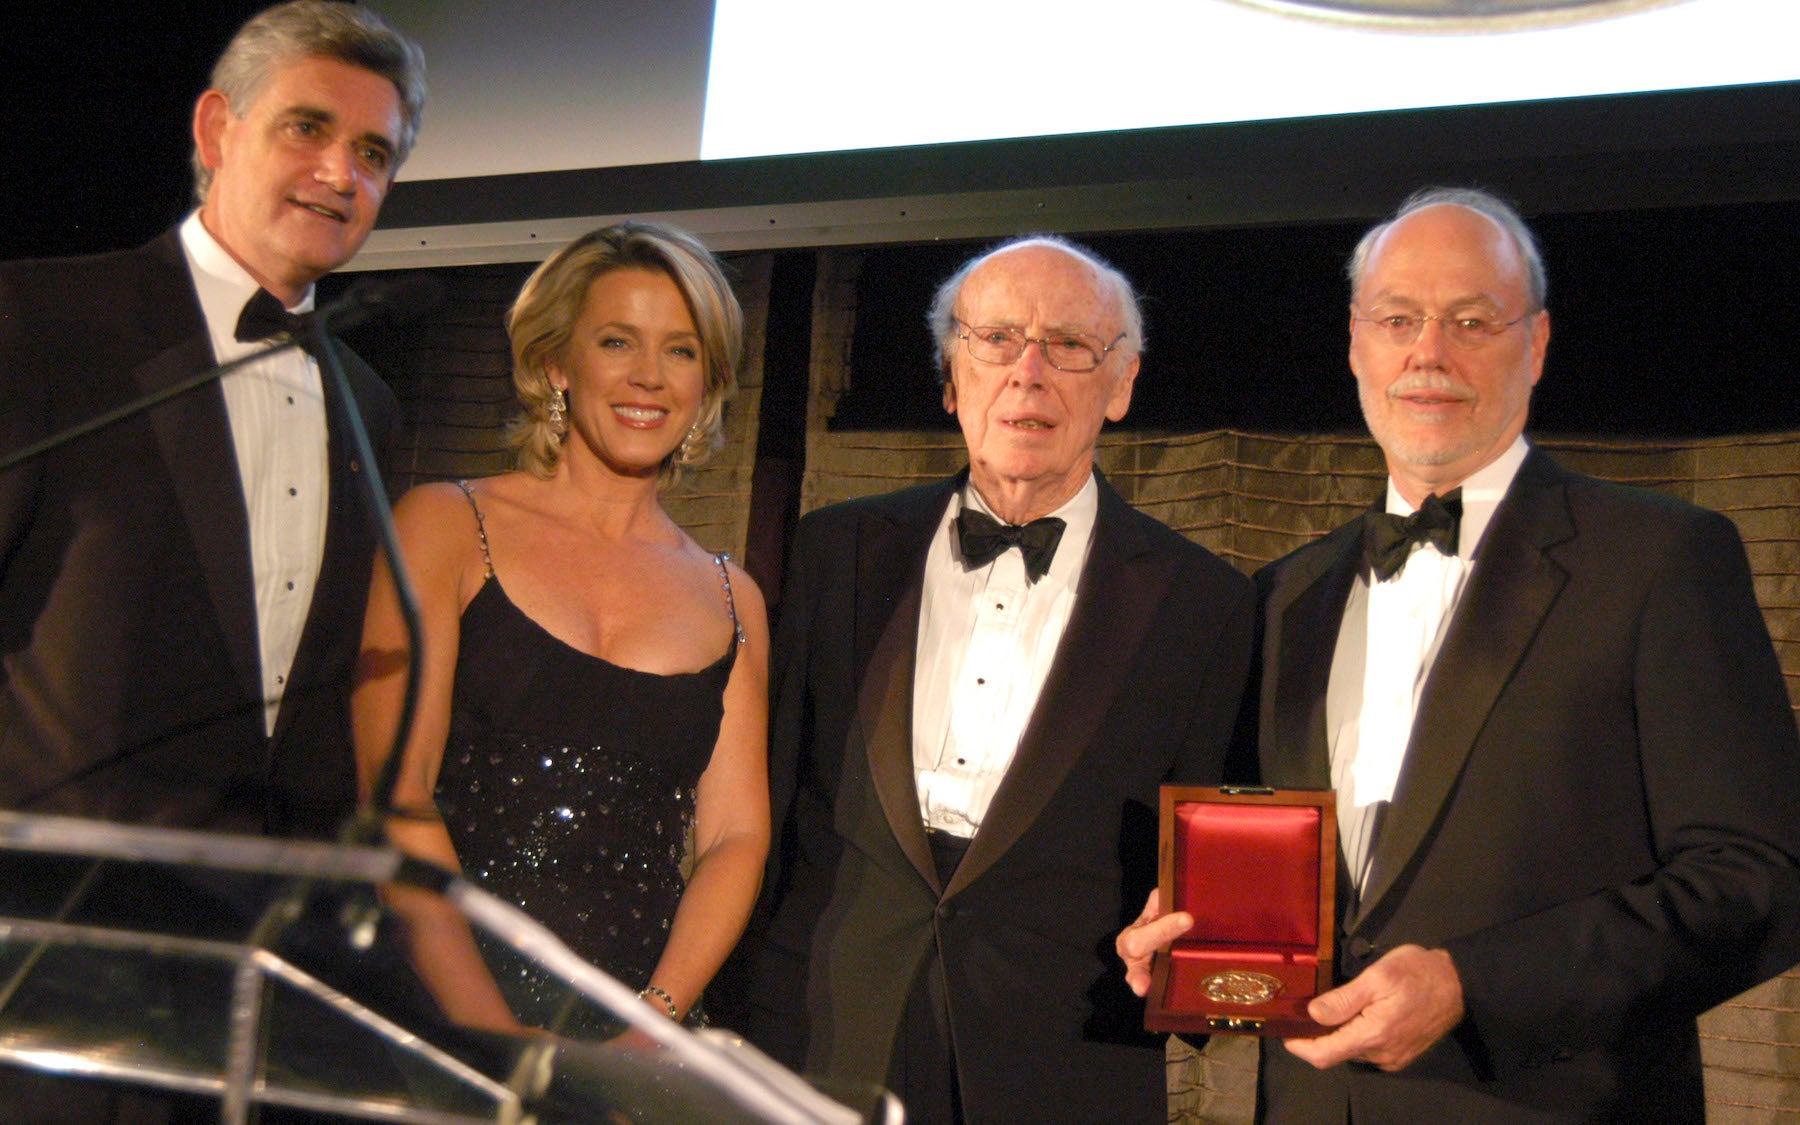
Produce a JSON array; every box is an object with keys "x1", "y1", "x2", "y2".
[{"x1": 0, "y1": 811, "x2": 896, "y2": 1124}]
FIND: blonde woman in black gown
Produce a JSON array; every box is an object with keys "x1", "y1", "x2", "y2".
[{"x1": 354, "y1": 222, "x2": 768, "y2": 1032}]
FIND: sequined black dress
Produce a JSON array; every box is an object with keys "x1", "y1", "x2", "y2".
[{"x1": 433, "y1": 483, "x2": 739, "y2": 1028}]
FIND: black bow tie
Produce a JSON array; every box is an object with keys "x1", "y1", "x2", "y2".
[
  {"x1": 1362, "y1": 490, "x2": 1462, "y2": 582},
  {"x1": 955, "y1": 508, "x2": 1067, "y2": 584},
  {"x1": 234, "y1": 289, "x2": 311, "y2": 343}
]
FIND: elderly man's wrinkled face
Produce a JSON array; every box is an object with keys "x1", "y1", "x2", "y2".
[
  {"x1": 942, "y1": 245, "x2": 1138, "y2": 523},
  {"x1": 1349, "y1": 203, "x2": 1549, "y2": 503},
  {"x1": 195, "y1": 55, "x2": 403, "y2": 305}
]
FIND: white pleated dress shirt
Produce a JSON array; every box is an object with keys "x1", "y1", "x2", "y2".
[
  {"x1": 912, "y1": 476, "x2": 1099, "y2": 838},
  {"x1": 1329, "y1": 436, "x2": 1528, "y2": 889},
  {"x1": 180, "y1": 213, "x2": 330, "y2": 736}
]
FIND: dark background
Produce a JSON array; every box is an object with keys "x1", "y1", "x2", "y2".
[
  {"x1": 5, "y1": 6, "x2": 1797, "y2": 439},
  {"x1": 835, "y1": 209, "x2": 1800, "y2": 436},
  {"x1": 1, "y1": 4, "x2": 268, "y2": 261}
]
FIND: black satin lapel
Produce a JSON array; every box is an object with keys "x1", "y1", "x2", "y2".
[
  {"x1": 1265, "y1": 533, "x2": 1361, "y2": 791},
  {"x1": 947, "y1": 487, "x2": 1157, "y2": 896},
  {"x1": 857, "y1": 581, "x2": 937, "y2": 891},
  {"x1": 1356, "y1": 468, "x2": 1573, "y2": 920},
  {"x1": 852, "y1": 489, "x2": 951, "y2": 892},
  {"x1": 853, "y1": 483, "x2": 952, "y2": 684},
  {"x1": 275, "y1": 347, "x2": 377, "y2": 737},
  {"x1": 131, "y1": 333, "x2": 261, "y2": 704}
]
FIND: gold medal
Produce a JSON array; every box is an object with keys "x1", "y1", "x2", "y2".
[{"x1": 1200, "y1": 970, "x2": 1283, "y2": 1005}]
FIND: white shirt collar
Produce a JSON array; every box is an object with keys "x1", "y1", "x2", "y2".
[
  {"x1": 959, "y1": 473, "x2": 1100, "y2": 592},
  {"x1": 179, "y1": 212, "x2": 315, "y2": 351},
  {"x1": 1384, "y1": 435, "x2": 1530, "y2": 560}
]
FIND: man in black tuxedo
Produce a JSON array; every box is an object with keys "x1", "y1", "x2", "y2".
[
  {"x1": 0, "y1": 0, "x2": 426, "y2": 840},
  {"x1": 743, "y1": 236, "x2": 1256, "y2": 1122},
  {"x1": 1121, "y1": 187, "x2": 1800, "y2": 1122}
]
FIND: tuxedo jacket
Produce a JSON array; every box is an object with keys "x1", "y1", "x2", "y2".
[
  {"x1": 0, "y1": 229, "x2": 397, "y2": 839},
  {"x1": 746, "y1": 471, "x2": 1256, "y2": 1123},
  {"x1": 1245, "y1": 449, "x2": 1800, "y2": 1123}
]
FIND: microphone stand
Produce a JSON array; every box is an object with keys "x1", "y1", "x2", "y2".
[
  {"x1": 0, "y1": 289, "x2": 516, "y2": 1115},
  {"x1": 238, "y1": 313, "x2": 432, "y2": 1077},
  {"x1": 302, "y1": 312, "x2": 426, "y2": 848},
  {"x1": 0, "y1": 337, "x2": 300, "y2": 474},
  {"x1": 1, "y1": 279, "x2": 438, "y2": 840}
]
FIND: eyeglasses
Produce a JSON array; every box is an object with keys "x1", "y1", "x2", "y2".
[
  {"x1": 1352, "y1": 307, "x2": 1536, "y2": 350},
  {"x1": 953, "y1": 319, "x2": 1128, "y2": 373}
]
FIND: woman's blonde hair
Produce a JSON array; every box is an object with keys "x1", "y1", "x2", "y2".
[{"x1": 506, "y1": 221, "x2": 743, "y2": 485}]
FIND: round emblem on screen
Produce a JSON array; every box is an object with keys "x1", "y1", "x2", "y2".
[
  {"x1": 1227, "y1": 0, "x2": 1682, "y2": 29},
  {"x1": 1200, "y1": 970, "x2": 1284, "y2": 1005}
]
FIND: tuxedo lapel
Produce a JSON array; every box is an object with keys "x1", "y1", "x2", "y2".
[
  {"x1": 1356, "y1": 454, "x2": 1574, "y2": 922},
  {"x1": 273, "y1": 352, "x2": 375, "y2": 740},
  {"x1": 854, "y1": 480, "x2": 956, "y2": 893},
  {"x1": 947, "y1": 477, "x2": 1161, "y2": 897},
  {"x1": 858, "y1": 580, "x2": 936, "y2": 891},
  {"x1": 1264, "y1": 525, "x2": 1363, "y2": 792},
  {"x1": 127, "y1": 252, "x2": 262, "y2": 708}
]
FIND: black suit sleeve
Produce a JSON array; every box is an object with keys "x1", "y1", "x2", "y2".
[
  {"x1": 1170, "y1": 563, "x2": 1257, "y2": 788},
  {"x1": 764, "y1": 507, "x2": 827, "y2": 899},
  {"x1": 1445, "y1": 506, "x2": 1800, "y2": 1076},
  {"x1": 713, "y1": 506, "x2": 829, "y2": 1051}
]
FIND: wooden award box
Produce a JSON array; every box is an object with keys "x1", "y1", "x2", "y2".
[{"x1": 1145, "y1": 786, "x2": 1336, "y2": 1037}]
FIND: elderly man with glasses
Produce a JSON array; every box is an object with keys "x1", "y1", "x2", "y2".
[
  {"x1": 739, "y1": 235, "x2": 1255, "y2": 1122},
  {"x1": 1120, "y1": 187, "x2": 1800, "y2": 1123}
]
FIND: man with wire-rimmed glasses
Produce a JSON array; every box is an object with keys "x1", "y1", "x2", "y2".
[
  {"x1": 744, "y1": 235, "x2": 1256, "y2": 1122},
  {"x1": 1119, "y1": 186, "x2": 1800, "y2": 1122}
]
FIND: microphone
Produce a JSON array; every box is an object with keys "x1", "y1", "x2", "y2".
[
  {"x1": 0, "y1": 272, "x2": 440, "y2": 843},
  {"x1": 303, "y1": 286, "x2": 436, "y2": 844},
  {"x1": 0, "y1": 275, "x2": 444, "y2": 475},
  {"x1": 317, "y1": 274, "x2": 445, "y2": 335}
]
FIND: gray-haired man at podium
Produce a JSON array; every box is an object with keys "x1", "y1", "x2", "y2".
[{"x1": 0, "y1": 3, "x2": 425, "y2": 1118}]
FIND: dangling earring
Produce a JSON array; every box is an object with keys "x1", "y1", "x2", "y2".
[
  {"x1": 548, "y1": 387, "x2": 568, "y2": 440},
  {"x1": 677, "y1": 421, "x2": 707, "y2": 465}
]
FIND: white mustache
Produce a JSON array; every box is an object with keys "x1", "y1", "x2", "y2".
[{"x1": 1387, "y1": 373, "x2": 1474, "y2": 402}]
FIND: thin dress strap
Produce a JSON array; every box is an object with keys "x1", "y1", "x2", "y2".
[
  {"x1": 455, "y1": 480, "x2": 496, "y2": 581},
  {"x1": 714, "y1": 552, "x2": 746, "y2": 646}
]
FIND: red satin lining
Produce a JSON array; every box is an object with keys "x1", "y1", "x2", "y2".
[{"x1": 1173, "y1": 803, "x2": 1319, "y2": 946}]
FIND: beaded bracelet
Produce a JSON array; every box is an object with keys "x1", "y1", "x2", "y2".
[{"x1": 639, "y1": 984, "x2": 679, "y2": 1020}]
